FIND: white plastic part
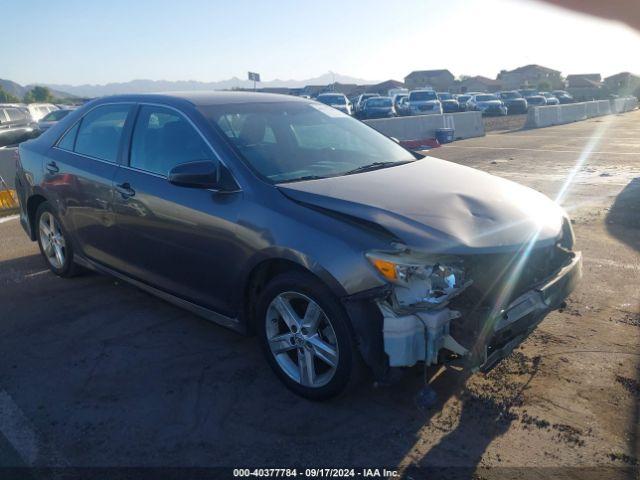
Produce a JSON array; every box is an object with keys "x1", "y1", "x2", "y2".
[{"x1": 380, "y1": 303, "x2": 467, "y2": 367}]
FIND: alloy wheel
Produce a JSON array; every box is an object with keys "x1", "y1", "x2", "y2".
[
  {"x1": 39, "y1": 211, "x2": 66, "y2": 269},
  {"x1": 265, "y1": 292, "x2": 339, "y2": 388}
]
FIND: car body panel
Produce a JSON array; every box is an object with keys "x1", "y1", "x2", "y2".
[{"x1": 278, "y1": 157, "x2": 564, "y2": 253}]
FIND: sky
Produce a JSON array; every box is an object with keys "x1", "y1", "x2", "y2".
[{"x1": 3, "y1": 0, "x2": 640, "y2": 86}]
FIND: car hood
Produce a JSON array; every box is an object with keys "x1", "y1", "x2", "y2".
[{"x1": 278, "y1": 157, "x2": 564, "y2": 254}]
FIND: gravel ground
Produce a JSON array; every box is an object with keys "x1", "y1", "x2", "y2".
[{"x1": 0, "y1": 111, "x2": 638, "y2": 478}]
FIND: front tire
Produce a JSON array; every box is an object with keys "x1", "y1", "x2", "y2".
[
  {"x1": 36, "y1": 202, "x2": 79, "y2": 277},
  {"x1": 256, "y1": 272, "x2": 361, "y2": 400}
]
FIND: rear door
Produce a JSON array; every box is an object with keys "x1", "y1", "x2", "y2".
[
  {"x1": 46, "y1": 103, "x2": 134, "y2": 266},
  {"x1": 111, "y1": 104, "x2": 243, "y2": 316}
]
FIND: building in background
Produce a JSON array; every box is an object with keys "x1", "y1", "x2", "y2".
[
  {"x1": 604, "y1": 72, "x2": 640, "y2": 96},
  {"x1": 497, "y1": 64, "x2": 564, "y2": 90},
  {"x1": 458, "y1": 75, "x2": 503, "y2": 93},
  {"x1": 404, "y1": 69, "x2": 454, "y2": 91},
  {"x1": 365, "y1": 79, "x2": 405, "y2": 95},
  {"x1": 566, "y1": 74, "x2": 603, "y2": 100}
]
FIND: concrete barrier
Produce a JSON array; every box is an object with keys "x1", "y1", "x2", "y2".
[
  {"x1": 364, "y1": 111, "x2": 484, "y2": 142},
  {"x1": 525, "y1": 98, "x2": 636, "y2": 128},
  {"x1": 596, "y1": 100, "x2": 611, "y2": 115},
  {"x1": 610, "y1": 96, "x2": 638, "y2": 113},
  {"x1": 585, "y1": 101, "x2": 599, "y2": 118},
  {"x1": 442, "y1": 112, "x2": 485, "y2": 139},
  {"x1": 0, "y1": 147, "x2": 17, "y2": 189}
]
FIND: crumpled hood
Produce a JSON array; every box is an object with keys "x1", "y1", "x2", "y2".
[{"x1": 278, "y1": 157, "x2": 565, "y2": 254}]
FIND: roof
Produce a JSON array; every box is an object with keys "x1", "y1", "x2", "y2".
[
  {"x1": 566, "y1": 74, "x2": 601, "y2": 81},
  {"x1": 504, "y1": 64, "x2": 560, "y2": 75},
  {"x1": 605, "y1": 71, "x2": 639, "y2": 81},
  {"x1": 567, "y1": 77, "x2": 602, "y2": 88},
  {"x1": 405, "y1": 69, "x2": 453, "y2": 78},
  {"x1": 91, "y1": 91, "x2": 308, "y2": 107},
  {"x1": 370, "y1": 79, "x2": 405, "y2": 89},
  {"x1": 461, "y1": 75, "x2": 502, "y2": 86}
]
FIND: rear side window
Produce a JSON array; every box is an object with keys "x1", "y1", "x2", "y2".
[
  {"x1": 57, "y1": 123, "x2": 80, "y2": 151},
  {"x1": 6, "y1": 108, "x2": 27, "y2": 122},
  {"x1": 75, "y1": 104, "x2": 131, "y2": 162},
  {"x1": 129, "y1": 105, "x2": 212, "y2": 176}
]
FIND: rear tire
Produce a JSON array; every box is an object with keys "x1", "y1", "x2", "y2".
[
  {"x1": 35, "y1": 202, "x2": 79, "y2": 278},
  {"x1": 256, "y1": 271, "x2": 362, "y2": 400}
]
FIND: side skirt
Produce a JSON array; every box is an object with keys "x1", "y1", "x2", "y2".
[{"x1": 74, "y1": 255, "x2": 246, "y2": 334}]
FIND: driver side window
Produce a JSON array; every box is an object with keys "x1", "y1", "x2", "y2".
[{"x1": 130, "y1": 106, "x2": 213, "y2": 176}]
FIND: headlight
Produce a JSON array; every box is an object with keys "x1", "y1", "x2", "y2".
[{"x1": 366, "y1": 250, "x2": 471, "y2": 308}]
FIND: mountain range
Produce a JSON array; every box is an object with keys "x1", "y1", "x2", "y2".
[
  {"x1": 40, "y1": 72, "x2": 379, "y2": 98},
  {"x1": 0, "y1": 78, "x2": 77, "y2": 100}
]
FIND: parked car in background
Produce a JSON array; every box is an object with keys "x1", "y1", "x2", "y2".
[
  {"x1": 406, "y1": 89, "x2": 442, "y2": 115},
  {"x1": 26, "y1": 103, "x2": 59, "y2": 122},
  {"x1": 524, "y1": 94, "x2": 547, "y2": 107},
  {"x1": 316, "y1": 93, "x2": 352, "y2": 115},
  {"x1": 16, "y1": 92, "x2": 582, "y2": 399},
  {"x1": 37, "y1": 108, "x2": 76, "y2": 133},
  {"x1": 496, "y1": 91, "x2": 528, "y2": 114},
  {"x1": 552, "y1": 90, "x2": 574, "y2": 104},
  {"x1": 354, "y1": 93, "x2": 380, "y2": 117},
  {"x1": 0, "y1": 105, "x2": 38, "y2": 147},
  {"x1": 455, "y1": 94, "x2": 472, "y2": 111},
  {"x1": 467, "y1": 93, "x2": 507, "y2": 116},
  {"x1": 392, "y1": 94, "x2": 410, "y2": 116},
  {"x1": 540, "y1": 92, "x2": 559, "y2": 105},
  {"x1": 437, "y1": 92, "x2": 459, "y2": 113},
  {"x1": 518, "y1": 88, "x2": 538, "y2": 98},
  {"x1": 359, "y1": 96, "x2": 395, "y2": 119},
  {"x1": 387, "y1": 88, "x2": 408, "y2": 99}
]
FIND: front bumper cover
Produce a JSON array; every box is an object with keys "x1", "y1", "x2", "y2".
[
  {"x1": 471, "y1": 250, "x2": 582, "y2": 372},
  {"x1": 344, "y1": 250, "x2": 582, "y2": 379}
]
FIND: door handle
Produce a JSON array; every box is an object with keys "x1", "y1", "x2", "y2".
[
  {"x1": 115, "y1": 182, "x2": 135, "y2": 198},
  {"x1": 46, "y1": 161, "x2": 59, "y2": 174}
]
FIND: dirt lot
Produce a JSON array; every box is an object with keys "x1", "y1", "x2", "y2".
[{"x1": 0, "y1": 111, "x2": 639, "y2": 478}]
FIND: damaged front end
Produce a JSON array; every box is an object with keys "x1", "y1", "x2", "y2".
[
  {"x1": 366, "y1": 249, "x2": 472, "y2": 367},
  {"x1": 359, "y1": 237, "x2": 582, "y2": 376}
]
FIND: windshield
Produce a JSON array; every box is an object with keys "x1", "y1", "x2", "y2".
[
  {"x1": 409, "y1": 91, "x2": 437, "y2": 101},
  {"x1": 476, "y1": 95, "x2": 497, "y2": 101},
  {"x1": 500, "y1": 91, "x2": 521, "y2": 99},
  {"x1": 437, "y1": 93, "x2": 453, "y2": 100},
  {"x1": 366, "y1": 98, "x2": 392, "y2": 107},
  {"x1": 457, "y1": 95, "x2": 470, "y2": 102},
  {"x1": 200, "y1": 101, "x2": 415, "y2": 183},
  {"x1": 41, "y1": 109, "x2": 72, "y2": 122},
  {"x1": 317, "y1": 95, "x2": 345, "y2": 105}
]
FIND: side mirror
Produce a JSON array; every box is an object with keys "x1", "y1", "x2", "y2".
[{"x1": 168, "y1": 160, "x2": 220, "y2": 189}]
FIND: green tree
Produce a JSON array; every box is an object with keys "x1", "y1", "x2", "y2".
[
  {"x1": 24, "y1": 86, "x2": 54, "y2": 103},
  {"x1": 0, "y1": 86, "x2": 20, "y2": 103}
]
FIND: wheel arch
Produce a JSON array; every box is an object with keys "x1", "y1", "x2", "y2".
[
  {"x1": 239, "y1": 250, "x2": 349, "y2": 335},
  {"x1": 26, "y1": 193, "x2": 49, "y2": 241}
]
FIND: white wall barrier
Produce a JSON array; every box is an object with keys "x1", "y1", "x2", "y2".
[
  {"x1": 610, "y1": 96, "x2": 638, "y2": 114},
  {"x1": 526, "y1": 97, "x2": 637, "y2": 128},
  {"x1": 0, "y1": 147, "x2": 17, "y2": 189},
  {"x1": 364, "y1": 111, "x2": 484, "y2": 142}
]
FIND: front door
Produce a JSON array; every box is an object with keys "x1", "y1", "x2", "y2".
[{"x1": 112, "y1": 105, "x2": 243, "y2": 316}]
